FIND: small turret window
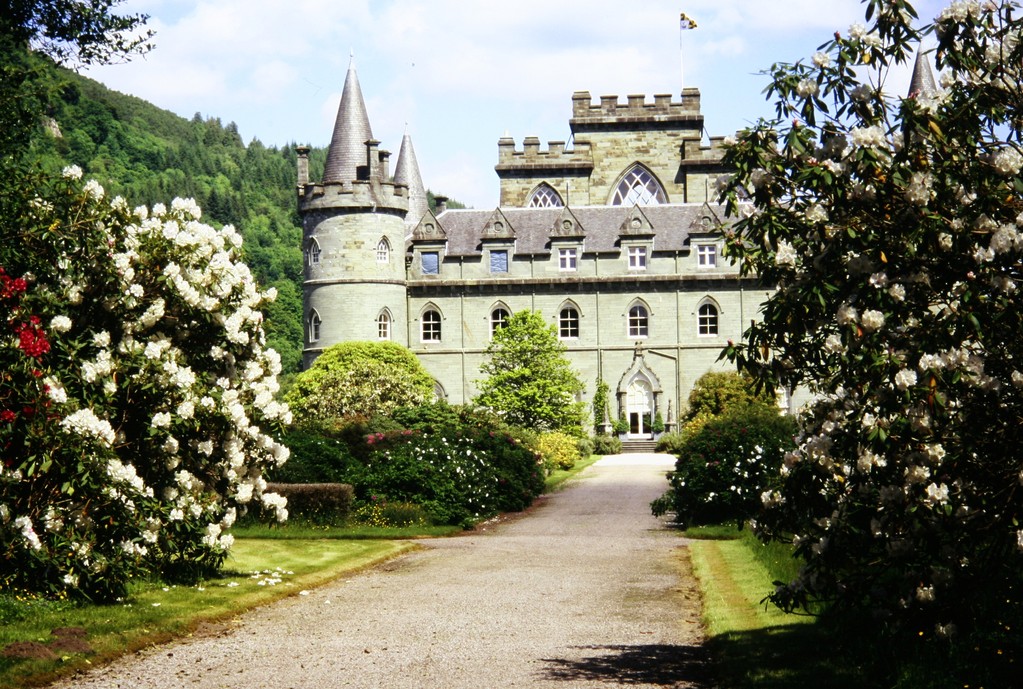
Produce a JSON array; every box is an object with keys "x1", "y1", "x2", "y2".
[
  {"x1": 308, "y1": 310, "x2": 322, "y2": 343},
  {"x1": 527, "y1": 184, "x2": 564, "y2": 208},
  {"x1": 611, "y1": 165, "x2": 667, "y2": 206},
  {"x1": 306, "y1": 238, "x2": 321, "y2": 266},
  {"x1": 377, "y1": 238, "x2": 390, "y2": 263},
  {"x1": 377, "y1": 311, "x2": 391, "y2": 340}
]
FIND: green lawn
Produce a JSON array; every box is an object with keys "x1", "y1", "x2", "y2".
[
  {"x1": 686, "y1": 530, "x2": 872, "y2": 688},
  {"x1": 0, "y1": 539, "x2": 412, "y2": 689}
]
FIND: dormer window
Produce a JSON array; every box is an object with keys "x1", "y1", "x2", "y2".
[
  {"x1": 628, "y1": 246, "x2": 648, "y2": 270},
  {"x1": 559, "y1": 248, "x2": 578, "y2": 271},
  {"x1": 490, "y1": 250, "x2": 509, "y2": 273},
  {"x1": 697, "y1": 244, "x2": 717, "y2": 268},
  {"x1": 422, "y1": 252, "x2": 439, "y2": 275},
  {"x1": 611, "y1": 165, "x2": 667, "y2": 206}
]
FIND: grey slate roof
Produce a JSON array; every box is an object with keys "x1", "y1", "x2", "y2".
[
  {"x1": 394, "y1": 130, "x2": 429, "y2": 227},
  {"x1": 429, "y1": 203, "x2": 726, "y2": 257},
  {"x1": 323, "y1": 61, "x2": 373, "y2": 184}
]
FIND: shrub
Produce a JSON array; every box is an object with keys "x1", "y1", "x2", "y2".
[
  {"x1": 263, "y1": 483, "x2": 354, "y2": 525},
  {"x1": 353, "y1": 499, "x2": 429, "y2": 527},
  {"x1": 575, "y1": 436, "x2": 594, "y2": 459},
  {"x1": 536, "y1": 431, "x2": 582, "y2": 474},
  {"x1": 273, "y1": 403, "x2": 545, "y2": 528},
  {"x1": 593, "y1": 434, "x2": 622, "y2": 456},
  {"x1": 651, "y1": 406, "x2": 797, "y2": 529},
  {"x1": 684, "y1": 371, "x2": 775, "y2": 421},
  {"x1": 0, "y1": 180, "x2": 290, "y2": 601}
]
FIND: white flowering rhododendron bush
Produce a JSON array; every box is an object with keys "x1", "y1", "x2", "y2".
[
  {"x1": 718, "y1": 0, "x2": 1023, "y2": 642},
  {"x1": 1, "y1": 168, "x2": 290, "y2": 601}
]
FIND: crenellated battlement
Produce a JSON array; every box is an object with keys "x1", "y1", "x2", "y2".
[
  {"x1": 298, "y1": 178, "x2": 409, "y2": 214},
  {"x1": 570, "y1": 89, "x2": 704, "y2": 127},
  {"x1": 496, "y1": 136, "x2": 593, "y2": 168}
]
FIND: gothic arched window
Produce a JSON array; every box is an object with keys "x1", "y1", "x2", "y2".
[
  {"x1": 377, "y1": 311, "x2": 392, "y2": 340},
  {"x1": 527, "y1": 183, "x2": 564, "y2": 208},
  {"x1": 306, "y1": 238, "x2": 321, "y2": 266},
  {"x1": 308, "y1": 310, "x2": 322, "y2": 343},
  {"x1": 610, "y1": 165, "x2": 667, "y2": 206},
  {"x1": 559, "y1": 306, "x2": 580, "y2": 339},
  {"x1": 698, "y1": 302, "x2": 719, "y2": 336},
  {"x1": 490, "y1": 307, "x2": 510, "y2": 337},
  {"x1": 376, "y1": 238, "x2": 390, "y2": 263},
  {"x1": 421, "y1": 309, "x2": 442, "y2": 342},
  {"x1": 628, "y1": 303, "x2": 649, "y2": 339}
]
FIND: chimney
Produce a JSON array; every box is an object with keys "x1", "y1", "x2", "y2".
[{"x1": 296, "y1": 145, "x2": 310, "y2": 187}]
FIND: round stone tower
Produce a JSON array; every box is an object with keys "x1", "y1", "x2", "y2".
[{"x1": 297, "y1": 60, "x2": 410, "y2": 367}]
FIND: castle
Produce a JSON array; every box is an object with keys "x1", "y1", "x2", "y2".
[{"x1": 295, "y1": 61, "x2": 771, "y2": 436}]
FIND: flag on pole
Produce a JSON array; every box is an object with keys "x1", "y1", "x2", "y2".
[{"x1": 680, "y1": 12, "x2": 698, "y2": 30}]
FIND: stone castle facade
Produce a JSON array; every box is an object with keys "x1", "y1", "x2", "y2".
[{"x1": 296, "y1": 61, "x2": 771, "y2": 436}]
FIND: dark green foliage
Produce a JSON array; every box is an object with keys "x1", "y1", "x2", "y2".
[
  {"x1": 263, "y1": 482, "x2": 355, "y2": 526},
  {"x1": 575, "y1": 436, "x2": 594, "y2": 458},
  {"x1": 273, "y1": 404, "x2": 544, "y2": 528},
  {"x1": 592, "y1": 378, "x2": 610, "y2": 429},
  {"x1": 592, "y1": 434, "x2": 622, "y2": 456},
  {"x1": 651, "y1": 406, "x2": 797, "y2": 529}
]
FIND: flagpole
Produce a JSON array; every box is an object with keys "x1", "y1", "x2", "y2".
[{"x1": 679, "y1": 12, "x2": 697, "y2": 93}]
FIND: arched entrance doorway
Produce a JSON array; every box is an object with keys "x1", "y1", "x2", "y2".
[{"x1": 626, "y1": 376, "x2": 653, "y2": 437}]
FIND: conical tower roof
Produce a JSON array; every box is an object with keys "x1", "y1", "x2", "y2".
[
  {"x1": 323, "y1": 59, "x2": 373, "y2": 184},
  {"x1": 394, "y1": 128, "x2": 429, "y2": 227},
  {"x1": 908, "y1": 49, "x2": 938, "y2": 99}
]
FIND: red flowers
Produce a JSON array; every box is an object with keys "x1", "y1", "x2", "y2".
[
  {"x1": 14, "y1": 320, "x2": 50, "y2": 359},
  {"x1": 0, "y1": 268, "x2": 27, "y2": 300}
]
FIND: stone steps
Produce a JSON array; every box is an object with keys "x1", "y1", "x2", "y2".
[{"x1": 619, "y1": 439, "x2": 659, "y2": 454}]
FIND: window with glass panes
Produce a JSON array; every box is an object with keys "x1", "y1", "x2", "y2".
[
  {"x1": 421, "y1": 310, "x2": 442, "y2": 341},
  {"x1": 421, "y1": 252, "x2": 439, "y2": 275},
  {"x1": 697, "y1": 244, "x2": 717, "y2": 268},
  {"x1": 377, "y1": 312, "x2": 391, "y2": 340},
  {"x1": 628, "y1": 305, "x2": 649, "y2": 338},
  {"x1": 559, "y1": 307, "x2": 579, "y2": 339},
  {"x1": 490, "y1": 308, "x2": 509, "y2": 336},
  {"x1": 559, "y1": 248, "x2": 577, "y2": 271},
  {"x1": 628, "y1": 246, "x2": 647, "y2": 269},
  {"x1": 698, "y1": 303, "x2": 719, "y2": 335}
]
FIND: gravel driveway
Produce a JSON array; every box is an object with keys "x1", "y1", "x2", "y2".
[{"x1": 50, "y1": 454, "x2": 711, "y2": 688}]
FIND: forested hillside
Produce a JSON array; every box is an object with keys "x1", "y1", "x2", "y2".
[{"x1": 23, "y1": 63, "x2": 461, "y2": 376}]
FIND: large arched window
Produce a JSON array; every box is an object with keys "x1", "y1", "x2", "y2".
[
  {"x1": 377, "y1": 310, "x2": 392, "y2": 340},
  {"x1": 421, "y1": 309, "x2": 442, "y2": 342},
  {"x1": 376, "y1": 238, "x2": 390, "y2": 263},
  {"x1": 628, "y1": 303, "x2": 649, "y2": 339},
  {"x1": 490, "y1": 307, "x2": 510, "y2": 337},
  {"x1": 698, "y1": 302, "x2": 719, "y2": 336},
  {"x1": 306, "y1": 238, "x2": 321, "y2": 266},
  {"x1": 559, "y1": 304, "x2": 580, "y2": 339},
  {"x1": 610, "y1": 165, "x2": 667, "y2": 206},
  {"x1": 308, "y1": 310, "x2": 322, "y2": 343},
  {"x1": 527, "y1": 183, "x2": 564, "y2": 208}
]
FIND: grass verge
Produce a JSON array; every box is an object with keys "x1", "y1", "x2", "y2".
[
  {"x1": 0, "y1": 538, "x2": 413, "y2": 689},
  {"x1": 545, "y1": 454, "x2": 601, "y2": 492},
  {"x1": 686, "y1": 529, "x2": 869, "y2": 688}
]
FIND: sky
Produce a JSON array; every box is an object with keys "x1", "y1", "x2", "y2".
[{"x1": 83, "y1": 0, "x2": 948, "y2": 209}]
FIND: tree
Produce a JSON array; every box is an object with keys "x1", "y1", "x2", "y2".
[
  {"x1": 684, "y1": 371, "x2": 776, "y2": 420},
  {"x1": 717, "y1": 0, "x2": 1023, "y2": 661},
  {"x1": 474, "y1": 310, "x2": 585, "y2": 434},
  {"x1": 285, "y1": 341, "x2": 435, "y2": 423}
]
